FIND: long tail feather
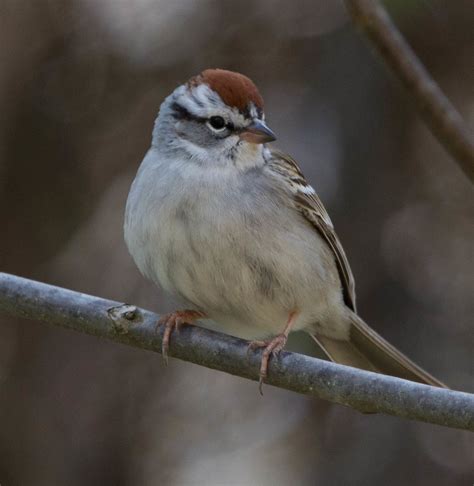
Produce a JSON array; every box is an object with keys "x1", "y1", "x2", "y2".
[{"x1": 311, "y1": 312, "x2": 447, "y2": 388}]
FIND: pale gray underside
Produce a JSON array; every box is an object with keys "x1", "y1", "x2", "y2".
[{"x1": 124, "y1": 145, "x2": 351, "y2": 341}]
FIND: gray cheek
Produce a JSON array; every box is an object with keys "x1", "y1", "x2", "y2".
[{"x1": 179, "y1": 120, "x2": 222, "y2": 148}]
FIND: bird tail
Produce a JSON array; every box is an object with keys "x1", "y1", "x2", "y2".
[{"x1": 310, "y1": 312, "x2": 447, "y2": 388}]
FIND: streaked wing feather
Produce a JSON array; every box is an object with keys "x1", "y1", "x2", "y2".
[
  {"x1": 267, "y1": 151, "x2": 448, "y2": 388},
  {"x1": 268, "y1": 149, "x2": 357, "y2": 311}
]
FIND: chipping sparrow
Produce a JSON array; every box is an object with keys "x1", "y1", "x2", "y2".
[{"x1": 124, "y1": 69, "x2": 446, "y2": 389}]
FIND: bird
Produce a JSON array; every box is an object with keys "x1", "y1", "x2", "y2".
[{"x1": 124, "y1": 68, "x2": 446, "y2": 391}]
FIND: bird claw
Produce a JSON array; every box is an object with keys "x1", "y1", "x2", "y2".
[
  {"x1": 156, "y1": 310, "x2": 203, "y2": 364},
  {"x1": 248, "y1": 333, "x2": 288, "y2": 395}
]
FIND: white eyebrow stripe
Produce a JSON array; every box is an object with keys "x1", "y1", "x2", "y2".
[
  {"x1": 249, "y1": 102, "x2": 258, "y2": 118},
  {"x1": 193, "y1": 84, "x2": 220, "y2": 107},
  {"x1": 176, "y1": 84, "x2": 226, "y2": 118},
  {"x1": 173, "y1": 84, "x2": 253, "y2": 129}
]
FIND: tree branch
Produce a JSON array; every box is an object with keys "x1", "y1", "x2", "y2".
[
  {"x1": 345, "y1": 0, "x2": 474, "y2": 183},
  {"x1": 0, "y1": 272, "x2": 473, "y2": 430}
]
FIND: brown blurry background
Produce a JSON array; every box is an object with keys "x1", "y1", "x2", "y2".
[{"x1": 0, "y1": 1, "x2": 473, "y2": 485}]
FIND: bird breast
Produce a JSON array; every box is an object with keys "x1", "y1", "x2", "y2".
[{"x1": 124, "y1": 148, "x2": 347, "y2": 339}]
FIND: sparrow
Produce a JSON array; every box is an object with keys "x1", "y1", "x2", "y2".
[{"x1": 124, "y1": 68, "x2": 446, "y2": 390}]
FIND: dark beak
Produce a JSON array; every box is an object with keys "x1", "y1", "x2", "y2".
[{"x1": 239, "y1": 119, "x2": 276, "y2": 144}]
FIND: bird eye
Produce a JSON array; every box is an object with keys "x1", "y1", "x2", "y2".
[{"x1": 207, "y1": 116, "x2": 226, "y2": 131}]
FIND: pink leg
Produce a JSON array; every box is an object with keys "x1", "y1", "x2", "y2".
[
  {"x1": 248, "y1": 311, "x2": 299, "y2": 394},
  {"x1": 157, "y1": 310, "x2": 205, "y2": 364}
]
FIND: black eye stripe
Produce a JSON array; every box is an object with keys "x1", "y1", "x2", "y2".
[
  {"x1": 171, "y1": 102, "x2": 205, "y2": 123},
  {"x1": 171, "y1": 102, "x2": 236, "y2": 132}
]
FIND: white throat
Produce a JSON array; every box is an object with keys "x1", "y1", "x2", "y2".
[{"x1": 172, "y1": 136, "x2": 266, "y2": 170}]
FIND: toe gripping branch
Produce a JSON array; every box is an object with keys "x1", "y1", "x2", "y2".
[{"x1": 157, "y1": 310, "x2": 204, "y2": 364}]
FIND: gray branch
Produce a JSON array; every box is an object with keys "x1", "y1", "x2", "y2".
[
  {"x1": 345, "y1": 0, "x2": 474, "y2": 183},
  {"x1": 0, "y1": 272, "x2": 473, "y2": 430}
]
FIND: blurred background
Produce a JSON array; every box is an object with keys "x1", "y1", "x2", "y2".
[{"x1": 0, "y1": 0, "x2": 473, "y2": 484}]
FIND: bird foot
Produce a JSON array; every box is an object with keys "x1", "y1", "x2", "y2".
[
  {"x1": 157, "y1": 310, "x2": 204, "y2": 364},
  {"x1": 248, "y1": 333, "x2": 288, "y2": 394}
]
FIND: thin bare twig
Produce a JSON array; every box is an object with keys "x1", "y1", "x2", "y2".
[
  {"x1": 345, "y1": 0, "x2": 474, "y2": 183},
  {"x1": 0, "y1": 272, "x2": 473, "y2": 430}
]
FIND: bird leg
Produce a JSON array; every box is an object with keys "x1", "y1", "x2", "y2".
[
  {"x1": 157, "y1": 310, "x2": 205, "y2": 364},
  {"x1": 248, "y1": 311, "x2": 299, "y2": 394}
]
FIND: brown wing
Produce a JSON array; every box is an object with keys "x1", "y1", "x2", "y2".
[
  {"x1": 267, "y1": 150, "x2": 448, "y2": 388},
  {"x1": 267, "y1": 149, "x2": 357, "y2": 312}
]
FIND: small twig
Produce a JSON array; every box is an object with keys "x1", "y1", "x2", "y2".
[
  {"x1": 345, "y1": 0, "x2": 474, "y2": 183},
  {"x1": 0, "y1": 272, "x2": 473, "y2": 430}
]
